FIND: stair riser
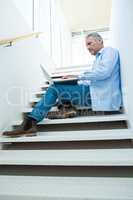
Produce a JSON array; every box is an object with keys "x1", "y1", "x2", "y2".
[
  {"x1": 0, "y1": 165, "x2": 133, "y2": 177},
  {"x1": 36, "y1": 93, "x2": 45, "y2": 98},
  {"x1": 41, "y1": 86, "x2": 49, "y2": 90},
  {"x1": 2, "y1": 139, "x2": 132, "y2": 150},
  {"x1": 14, "y1": 121, "x2": 128, "y2": 132}
]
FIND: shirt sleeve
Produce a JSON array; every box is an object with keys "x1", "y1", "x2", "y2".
[{"x1": 78, "y1": 48, "x2": 119, "y2": 81}]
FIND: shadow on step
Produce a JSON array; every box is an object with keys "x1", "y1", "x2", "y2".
[
  {"x1": 3, "y1": 139, "x2": 132, "y2": 150},
  {"x1": 0, "y1": 165, "x2": 133, "y2": 178},
  {"x1": 37, "y1": 121, "x2": 128, "y2": 132}
]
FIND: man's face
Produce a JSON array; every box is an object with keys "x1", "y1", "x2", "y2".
[{"x1": 85, "y1": 36, "x2": 103, "y2": 55}]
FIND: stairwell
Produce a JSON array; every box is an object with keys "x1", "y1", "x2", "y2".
[{"x1": 0, "y1": 66, "x2": 133, "y2": 200}]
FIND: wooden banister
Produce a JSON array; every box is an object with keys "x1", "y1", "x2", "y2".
[{"x1": 0, "y1": 32, "x2": 43, "y2": 46}]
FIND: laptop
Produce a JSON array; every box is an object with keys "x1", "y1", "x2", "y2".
[{"x1": 40, "y1": 64, "x2": 78, "y2": 85}]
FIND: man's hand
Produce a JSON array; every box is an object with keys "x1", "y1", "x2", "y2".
[{"x1": 62, "y1": 75, "x2": 78, "y2": 79}]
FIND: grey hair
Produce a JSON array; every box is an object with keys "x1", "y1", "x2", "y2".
[{"x1": 86, "y1": 32, "x2": 103, "y2": 42}]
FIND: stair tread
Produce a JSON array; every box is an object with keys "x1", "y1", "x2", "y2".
[
  {"x1": 0, "y1": 176, "x2": 133, "y2": 199},
  {"x1": 36, "y1": 91, "x2": 46, "y2": 95},
  {"x1": 0, "y1": 129, "x2": 131, "y2": 143},
  {"x1": 14, "y1": 114, "x2": 127, "y2": 126},
  {"x1": 41, "y1": 114, "x2": 127, "y2": 124},
  {"x1": 29, "y1": 97, "x2": 41, "y2": 102},
  {"x1": 0, "y1": 149, "x2": 133, "y2": 166}
]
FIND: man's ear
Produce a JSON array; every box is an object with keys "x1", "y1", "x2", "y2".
[{"x1": 98, "y1": 40, "x2": 103, "y2": 46}]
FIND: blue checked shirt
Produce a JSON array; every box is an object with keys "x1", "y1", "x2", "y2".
[{"x1": 78, "y1": 47, "x2": 122, "y2": 111}]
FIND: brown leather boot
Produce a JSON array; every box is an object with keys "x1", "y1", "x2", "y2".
[
  {"x1": 47, "y1": 109, "x2": 77, "y2": 119},
  {"x1": 3, "y1": 117, "x2": 37, "y2": 137},
  {"x1": 47, "y1": 103, "x2": 77, "y2": 119}
]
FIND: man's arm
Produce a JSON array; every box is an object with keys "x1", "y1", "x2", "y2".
[{"x1": 79, "y1": 48, "x2": 120, "y2": 81}]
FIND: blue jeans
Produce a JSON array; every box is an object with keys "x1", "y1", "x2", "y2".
[{"x1": 29, "y1": 83, "x2": 91, "y2": 122}]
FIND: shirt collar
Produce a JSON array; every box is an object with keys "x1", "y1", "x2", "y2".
[{"x1": 96, "y1": 47, "x2": 105, "y2": 57}]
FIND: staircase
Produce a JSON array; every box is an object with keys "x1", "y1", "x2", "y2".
[{"x1": 0, "y1": 66, "x2": 133, "y2": 200}]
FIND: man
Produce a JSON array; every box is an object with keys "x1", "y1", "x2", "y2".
[{"x1": 3, "y1": 32, "x2": 122, "y2": 137}]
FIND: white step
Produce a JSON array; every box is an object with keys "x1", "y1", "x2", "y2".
[
  {"x1": 14, "y1": 114, "x2": 128, "y2": 126},
  {"x1": 0, "y1": 176, "x2": 133, "y2": 199},
  {"x1": 29, "y1": 97, "x2": 41, "y2": 103},
  {"x1": 39, "y1": 83, "x2": 49, "y2": 88},
  {"x1": 36, "y1": 91, "x2": 46, "y2": 95},
  {"x1": 0, "y1": 129, "x2": 132, "y2": 143},
  {"x1": 22, "y1": 106, "x2": 58, "y2": 114},
  {"x1": 41, "y1": 114, "x2": 127, "y2": 124},
  {"x1": 0, "y1": 149, "x2": 133, "y2": 166}
]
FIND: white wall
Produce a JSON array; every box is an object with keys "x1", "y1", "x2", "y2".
[
  {"x1": 58, "y1": 4, "x2": 72, "y2": 67},
  {"x1": 72, "y1": 34, "x2": 95, "y2": 66},
  {"x1": 13, "y1": 0, "x2": 33, "y2": 30},
  {"x1": 0, "y1": 0, "x2": 72, "y2": 132},
  {"x1": 0, "y1": 0, "x2": 32, "y2": 38},
  {"x1": 50, "y1": 0, "x2": 72, "y2": 67},
  {"x1": 0, "y1": 38, "x2": 47, "y2": 132},
  {"x1": 60, "y1": 0, "x2": 112, "y2": 32},
  {"x1": 32, "y1": 0, "x2": 72, "y2": 67},
  {"x1": 0, "y1": 0, "x2": 39, "y2": 132},
  {"x1": 50, "y1": 0, "x2": 62, "y2": 67},
  {"x1": 38, "y1": 0, "x2": 51, "y2": 57},
  {"x1": 110, "y1": 0, "x2": 133, "y2": 128}
]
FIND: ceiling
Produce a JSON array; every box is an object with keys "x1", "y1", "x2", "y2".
[{"x1": 60, "y1": 0, "x2": 112, "y2": 33}]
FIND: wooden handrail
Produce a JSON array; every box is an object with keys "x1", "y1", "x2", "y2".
[{"x1": 0, "y1": 32, "x2": 43, "y2": 46}]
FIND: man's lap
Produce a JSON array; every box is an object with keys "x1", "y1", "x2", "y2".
[{"x1": 54, "y1": 83, "x2": 91, "y2": 107}]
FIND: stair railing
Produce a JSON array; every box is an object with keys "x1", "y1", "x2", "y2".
[{"x1": 0, "y1": 32, "x2": 43, "y2": 47}]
